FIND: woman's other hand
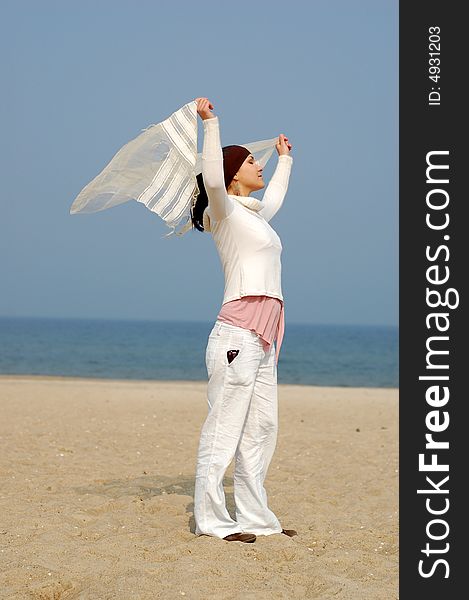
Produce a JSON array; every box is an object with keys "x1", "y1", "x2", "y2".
[
  {"x1": 276, "y1": 134, "x2": 292, "y2": 156},
  {"x1": 195, "y1": 97, "x2": 215, "y2": 120}
]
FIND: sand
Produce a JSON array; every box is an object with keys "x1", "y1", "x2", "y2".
[{"x1": 0, "y1": 376, "x2": 398, "y2": 599}]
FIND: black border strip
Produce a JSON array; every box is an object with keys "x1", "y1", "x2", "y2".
[{"x1": 400, "y1": 2, "x2": 465, "y2": 596}]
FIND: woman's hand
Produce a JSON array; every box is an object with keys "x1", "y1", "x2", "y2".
[
  {"x1": 195, "y1": 97, "x2": 215, "y2": 120},
  {"x1": 276, "y1": 134, "x2": 292, "y2": 156}
]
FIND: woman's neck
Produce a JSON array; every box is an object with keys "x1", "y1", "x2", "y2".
[{"x1": 227, "y1": 182, "x2": 253, "y2": 197}]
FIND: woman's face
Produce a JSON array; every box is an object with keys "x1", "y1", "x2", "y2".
[{"x1": 236, "y1": 154, "x2": 264, "y2": 192}]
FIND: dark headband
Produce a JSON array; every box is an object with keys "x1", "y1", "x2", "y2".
[{"x1": 221, "y1": 145, "x2": 251, "y2": 189}]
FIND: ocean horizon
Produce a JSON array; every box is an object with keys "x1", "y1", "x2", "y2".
[{"x1": 0, "y1": 316, "x2": 398, "y2": 388}]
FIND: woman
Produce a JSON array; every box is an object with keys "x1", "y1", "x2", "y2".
[{"x1": 192, "y1": 98, "x2": 297, "y2": 544}]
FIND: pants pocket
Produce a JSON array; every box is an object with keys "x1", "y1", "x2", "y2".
[
  {"x1": 206, "y1": 324, "x2": 263, "y2": 385},
  {"x1": 227, "y1": 349, "x2": 240, "y2": 364}
]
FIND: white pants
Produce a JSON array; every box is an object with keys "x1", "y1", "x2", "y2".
[{"x1": 194, "y1": 320, "x2": 283, "y2": 538}]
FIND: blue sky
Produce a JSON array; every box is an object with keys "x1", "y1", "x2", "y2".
[{"x1": 1, "y1": 0, "x2": 398, "y2": 326}]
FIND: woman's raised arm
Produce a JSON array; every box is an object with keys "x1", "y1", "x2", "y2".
[
  {"x1": 259, "y1": 135, "x2": 293, "y2": 222},
  {"x1": 195, "y1": 97, "x2": 234, "y2": 222}
]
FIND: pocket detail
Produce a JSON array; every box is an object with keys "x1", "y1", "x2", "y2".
[{"x1": 227, "y1": 349, "x2": 240, "y2": 364}]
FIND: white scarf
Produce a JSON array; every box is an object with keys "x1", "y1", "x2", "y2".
[{"x1": 70, "y1": 101, "x2": 278, "y2": 239}]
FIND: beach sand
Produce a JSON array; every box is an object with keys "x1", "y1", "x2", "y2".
[{"x1": 0, "y1": 376, "x2": 398, "y2": 599}]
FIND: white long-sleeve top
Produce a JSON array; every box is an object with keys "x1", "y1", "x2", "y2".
[{"x1": 202, "y1": 116, "x2": 293, "y2": 305}]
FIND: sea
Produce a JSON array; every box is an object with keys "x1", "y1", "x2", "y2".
[{"x1": 0, "y1": 317, "x2": 398, "y2": 388}]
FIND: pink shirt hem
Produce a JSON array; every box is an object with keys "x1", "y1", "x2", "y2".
[{"x1": 216, "y1": 296, "x2": 285, "y2": 366}]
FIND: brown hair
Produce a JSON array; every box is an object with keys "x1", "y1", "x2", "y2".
[{"x1": 191, "y1": 145, "x2": 251, "y2": 232}]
